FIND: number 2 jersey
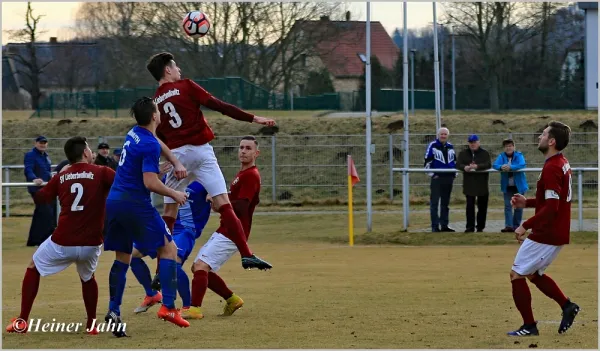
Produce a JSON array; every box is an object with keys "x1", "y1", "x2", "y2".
[
  {"x1": 153, "y1": 79, "x2": 254, "y2": 150},
  {"x1": 523, "y1": 153, "x2": 572, "y2": 246},
  {"x1": 34, "y1": 163, "x2": 115, "y2": 246}
]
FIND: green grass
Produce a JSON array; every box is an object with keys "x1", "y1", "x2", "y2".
[{"x1": 2, "y1": 213, "x2": 597, "y2": 349}]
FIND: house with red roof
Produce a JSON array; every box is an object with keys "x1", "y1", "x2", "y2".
[{"x1": 290, "y1": 16, "x2": 399, "y2": 93}]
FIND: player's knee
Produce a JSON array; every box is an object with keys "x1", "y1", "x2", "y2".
[
  {"x1": 192, "y1": 260, "x2": 210, "y2": 273},
  {"x1": 132, "y1": 248, "x2": 144, "y2": 259},
  {"x1": 158, "y1": 240, "x2": 178, "y2": 259},
  {"x1": 27, "y1": 260, "x2": 36, "y2": 269},
  {"x1": 163, "y1": 203, "x2": 179, "y2": 217},
  {"x1": 509, "y1": 270, "x2": 524, "y2": 281},
  {"x1": 212, "y1": 194, "x2": 230, "y2": 211},
  {"x1": 115, "y1": 251, "x2": 132, "y2": 265}
]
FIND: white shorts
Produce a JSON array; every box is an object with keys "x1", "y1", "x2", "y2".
[
  {"x1": 32, "y1": 236, "x2": 102, "y2": 282},
  {"x1": 164, "y1": 144, "x2": 228, "y2": 203},
  {"x1": 511, "y1": 238, "x2": 563, "y2": 276},
  {"x1": 194, "y1": 232, "x2": 238, "y2": 272}
]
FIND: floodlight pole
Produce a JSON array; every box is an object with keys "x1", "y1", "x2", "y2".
[
  {"x1": 432, "y1": 2, "x2": 442, "y2": 132},
  {"x1": 366, "y1": 1, "x2": 373, "y2": 232},
  {"x1": 402, "y1": 1, "x2": 410, "y2": 230}
]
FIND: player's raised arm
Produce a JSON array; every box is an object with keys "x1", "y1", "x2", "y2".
[
  {"x1": 32, "y1": 175, "x2": 58, "y2": 204},
  {"x1": 187, "y1": 80, "x2": 276, "y2": 126},
  {"x1": 156, "y1": 138, "x2": 187, "y2": 180}
]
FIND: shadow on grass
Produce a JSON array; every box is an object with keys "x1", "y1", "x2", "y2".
[{"x1": 325, "y1": 231, "x2": 599, "y2": 246}]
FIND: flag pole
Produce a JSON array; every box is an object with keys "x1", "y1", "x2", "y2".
[{"x1": 347, "y1": 155, "x2": 354, "y2": 247}]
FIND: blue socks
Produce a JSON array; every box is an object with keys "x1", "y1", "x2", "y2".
[
  {"x1": 130, "y1": 257, "x2": 156, "y2": 297},
  {"x1": 108, "y1": 260, "x2": 129, "y2": 315},
  {"x1": 176, "y1": 263, "x2": 191, "y2": 308},
  {"x1": 158, "y1": 258, "x2": 177, "y2": 309}
]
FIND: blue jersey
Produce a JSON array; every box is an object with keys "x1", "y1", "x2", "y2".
[
  {"x1": 108, "y1": 126, "x2": 161, "y2": 203},
  {"x1": 173, "y1": 181, "x2": 211, "y2": 240}
]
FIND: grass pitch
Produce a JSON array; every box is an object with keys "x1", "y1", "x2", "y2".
[{"x1": 2, "y1": 212, "x2": 597, "y2": 349}]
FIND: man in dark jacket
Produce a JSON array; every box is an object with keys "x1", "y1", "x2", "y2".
[
  {"x1": 23, "y1": 135, "x2": 56, "y2": 246},
  {"x1": 456, "y1": 134, "x2": 491, "y2": 232},
  {"x1": 424, "y1": 127, "x2": 457, "y2": 232},
  {"x1": 94, "y1": 142, "x2": 118, "y2": 170}
]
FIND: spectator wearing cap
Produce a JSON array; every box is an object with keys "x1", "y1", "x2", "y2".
[
  {"x1": 23, "y1": 135, "x2": 56, "y2": 246},
  {"x1": 94, "y1": 142, "x2": 118, "y2": 170},
  {"x1": 112, "y1": 148, "x2": 122, "y2": 167},
  {"x1": 424, "y1": 127, "x2": 457, "y2": 232},
  {"x1": 456, "y1": 134, "x2": 491, "y2": 232},
  {"x1": 493, "y1": 139, "x2": 529, "y2": 232}
]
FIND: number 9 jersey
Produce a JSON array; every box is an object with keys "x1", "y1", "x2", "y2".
[{"x1": 34, "y1": 163, "x2": 115, "y2": 246}]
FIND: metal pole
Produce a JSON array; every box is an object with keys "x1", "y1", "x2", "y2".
[
  {"x1": 366, "y1": 2, "x2": 373, "y2": 232},
  {"x1": 403, "y1": 1, "x2": 410, "y2": 230},
  {"x1": 451, "y1": 26, "x2": 456, "y2": 111},
  {"x1": 271, "y1": 135, "x2": 277, "y2": 203},
  {"x1": 4, "y1": 168, "x2": 9, "y2": 217},
  {"x1": 432, "y1": 3, "x2": 442, "y2": 132},
  {"x1": 440, "y1": 25, "x2": 445, "y2": 111},
  {"x1": 389, "y1": 134, "x2": 394, "y2": 202},
  {"x1": 578, "y1": 170, "x2": 583, "y2": 231},
  {"x1": 411, "y1": 49, "x2": 416, "y2": 115}
]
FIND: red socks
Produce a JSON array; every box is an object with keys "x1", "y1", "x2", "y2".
[
  {"x1": 511, "y1": 279, "x2": 535, "y2": 325},
  {"x1": 20, "y1": 267, "x2": 40, "y2": 320},
  {"x1": 81, "y1": 277, "x2": 98, "y2": 330},
  {"x1": 208, "y1": 272, "x2": 233, "y2": 300},
  {"x1": 218, "y1": 204, "x2": 252, "y2": 257},
  {"x1": 530, "y1": 274, "x2": 569, "y2": 308},
  {"x1": 191, "y1": 270, "x2": 208, "y2": 307}
]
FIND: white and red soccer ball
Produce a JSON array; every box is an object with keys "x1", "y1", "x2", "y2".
[{"x1": 182, "y1": 11, "x2": 210, "y2": 37}]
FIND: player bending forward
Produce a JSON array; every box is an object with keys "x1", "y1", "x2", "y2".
[
  {"x1": 508, "y1": 121, "x2": 580, "y2": 337},
  {"x1": 103, "y1": 97, "x2": 190, "y2": 335},
  {"x1": 147, "y1": 52, "x2": 273, "y2": 272},
  {"x1": 130, "y1": 180, "x2": 212, "y2": 314},
  {"x1": 185, "y1": 136, "x2": 263, "y2": 319},
  {"x1": 6, "y1": 137, "x2": 115, "y2": 335}
]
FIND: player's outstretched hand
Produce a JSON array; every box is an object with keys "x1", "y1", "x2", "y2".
[
  {"x1": 171, "y1": 190, "x2": 188, "y2": 206},
  {"x1": 511, "y1": 193, "x2": 526, "y2": 208},
  {"x1": 172, "y1": 160, "x2": 188, "y2": 180},
  {"x1": 253, "y1": 116, "x2": 276, "y2": 126}
]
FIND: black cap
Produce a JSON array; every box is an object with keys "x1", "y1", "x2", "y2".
[
  {"x1": 98, "y1": 142, "x2": 110, "y2": 149},
  {"x1": 35, "y1": 135, "x2": 48, "y2": 143}
]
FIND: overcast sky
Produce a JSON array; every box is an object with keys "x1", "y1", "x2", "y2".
[{"x1": 2, "y1": 1, "x2": 440, "y2": 44}]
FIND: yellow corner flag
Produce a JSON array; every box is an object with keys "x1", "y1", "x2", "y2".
[{"x1": 347, "y1": 155, "x2": 360, "y2": 246}]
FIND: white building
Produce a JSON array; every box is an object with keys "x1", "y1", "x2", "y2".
[{"x1": 579, "y1": 2, "x2": 598, "y2": 110}]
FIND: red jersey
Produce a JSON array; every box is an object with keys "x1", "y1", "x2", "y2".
[
  {"x1": 523, "y1": 153, "x2": 572, "y2": 246},
  {"x1": 34, "y1": 163, "x2": 115, "y2": 247},
  {"x1": 217, "y1": 166, "x2": 261, "y2": 239},
  {"x1": 154, "y1": 79, "x2": 254, "y2": 150}
]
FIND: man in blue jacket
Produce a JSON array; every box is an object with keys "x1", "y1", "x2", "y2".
[
  {"x1": 492, "y1": 139, "x2": 529, "y2": 232},
  {"x1": 424, "y1": 127, "x2": 457, "y2": 232},
  {"x1": 23, "y1": 135, "x2": 56, "y2": 246}
]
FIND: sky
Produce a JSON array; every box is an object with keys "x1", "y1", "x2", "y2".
[{"x1": 2, "y1": 1, "x2": 439, "y2": 44}]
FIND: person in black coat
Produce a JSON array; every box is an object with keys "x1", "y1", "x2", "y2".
[{"x1": 94, "y1": 142, "x2": 118, "y2": 170}]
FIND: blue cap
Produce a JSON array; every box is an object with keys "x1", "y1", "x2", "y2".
[
  {"x1": 467, "y1": 134, "x2": 479, "y2": 142},
  {"x1": 113, "y1": 148, "x2": 122, "y2": 156},
  {"x1": 35, "y1": 135, "x2": 48, "y2": 143}
]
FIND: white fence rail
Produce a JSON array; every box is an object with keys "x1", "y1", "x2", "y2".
[{"x1": 392, "y1": 167, "x2": 597, "y2": 232}]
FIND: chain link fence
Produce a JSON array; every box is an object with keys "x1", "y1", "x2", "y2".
[{"x1": 3, "y1": 132, "x2": 598, "y2": 215}]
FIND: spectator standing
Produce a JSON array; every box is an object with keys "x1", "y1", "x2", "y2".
[
  {"x1": 112, "y1": 148, "x2": 122, "y2": 168},
  {"x1": 456, "y1": 135, "x2": 491, "y2": 232},
  {"x1": 94, "y1": 142, "x2": 118, "y2": 170},
  {"x1": 23, "y1": 135, "x2": 55, "y2": 246},
  {"x1": 424, "y1": 127, "x2": 457, "y2": 232},
  {"x1": 493, "y1": 139, "x2": 529, "y2": 232}
]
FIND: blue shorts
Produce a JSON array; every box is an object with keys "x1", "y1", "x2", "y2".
[
  {"x1": 135, "y1": 227, "x2": 196, "y2": 263},
  {"x1": 104, "y1": 199, "x2": 172, "y2": 255}
]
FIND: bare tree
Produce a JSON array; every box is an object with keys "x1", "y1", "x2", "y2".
[
  {"x1": 443, "y1": 2, "x2": 546, "y2": 111},
  {"x1": 4, "y1": 2, "x2": 52, "y2": 109}
]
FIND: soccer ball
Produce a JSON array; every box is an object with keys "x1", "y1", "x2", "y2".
[{"x1": 182, "y1": 11, "x2": 210, "y2": 37}]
